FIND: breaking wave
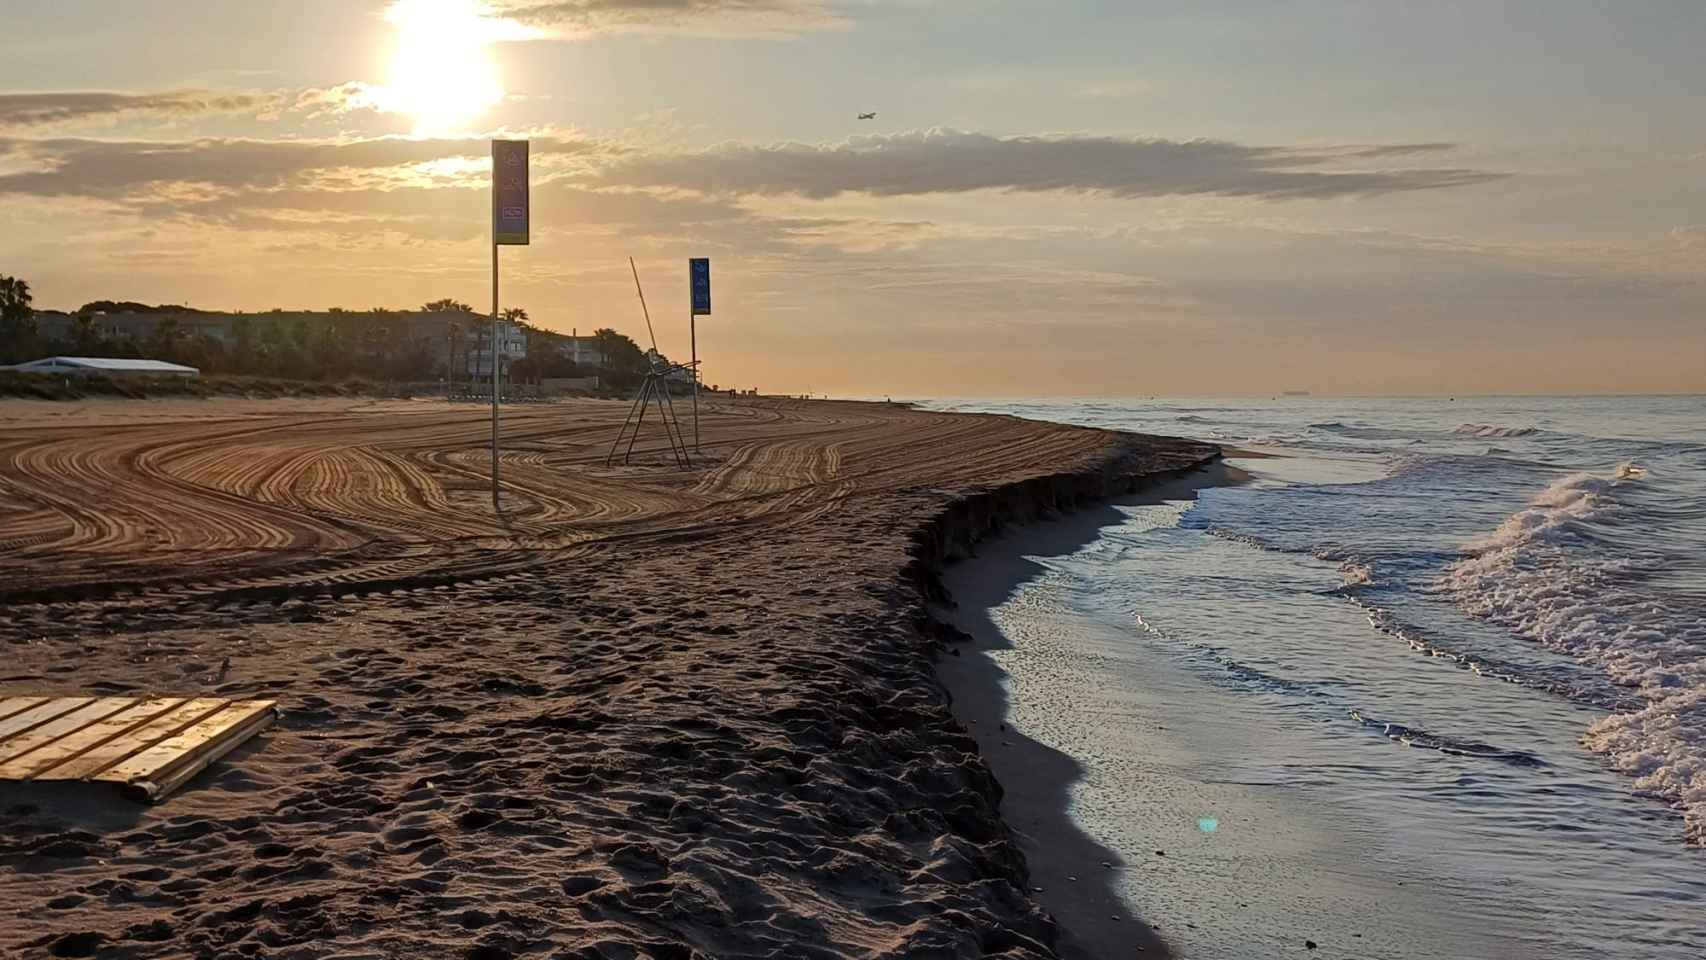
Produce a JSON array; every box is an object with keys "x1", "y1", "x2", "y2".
[
  {"x1": 1435, "y1": 463, "x2": 1706, "y2": 842},
  {"x1": 1454, "y1": 423, "x2": 1539, "y2": 439}
]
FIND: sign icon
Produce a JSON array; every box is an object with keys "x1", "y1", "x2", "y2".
[{"x1": 689, "y1": 258, "x2": 711, "y2": 316}]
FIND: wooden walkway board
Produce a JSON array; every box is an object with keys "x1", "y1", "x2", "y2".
[{"x1": 0, "y1": 696, "x2": 276, "y2": 803}]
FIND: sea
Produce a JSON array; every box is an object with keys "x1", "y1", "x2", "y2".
[{"x1": 926, "y1": 396, "x2": 1705, "y2": 960}]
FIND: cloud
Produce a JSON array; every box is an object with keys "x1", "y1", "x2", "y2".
[
  {"x1": 490, "y1": 0, "x2": 849, "y2": 37},
  {"x1": 270, "y1": 83, "x2": 387, "y2": 121},
  {"x1": 1076, "y1": 79, "x2": 1152, "y2": 100},
  {"x1": 0, "y1": 91, "x2": 276, "y2": 131},
  {"x1": 0, "y1": 130, "x2": 1506, "y2": 251},
  {"x1": 598, "y1": 129, "x2": 1507, "y2": 200},
  {"x1": 0, "y1": 85, "x2": 400, "y2": 132},
  {"x1": 0, "y1": 135, "x2": 612, "y2": 200},
  {"x1": 0, "y1": 130, "x2": 1511, "y2": 257},
  {"x1": 0, "y1": 134, "x2": 756, "y2": 245}
]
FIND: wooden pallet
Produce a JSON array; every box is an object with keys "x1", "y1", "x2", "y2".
[{"x1": 0, "y1": 696, "x2": 276, "y2": 803}]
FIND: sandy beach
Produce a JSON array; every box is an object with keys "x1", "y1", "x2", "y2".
[{"x1": 0, "y1": 395, "x2": 1214, "y2": 958}]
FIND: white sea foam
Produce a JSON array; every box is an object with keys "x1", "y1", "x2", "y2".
[
  {"x1": 1583, "y1": 689, "x2": 1706, "y2": 844},
  {"x1": 1436, "y1": 463, "x2": 1706, "y2": 840},
  {"x1": 1338, "y1": 559, "x2": 1375, "y2": 586}
]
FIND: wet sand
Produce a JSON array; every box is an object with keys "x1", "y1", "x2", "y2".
[
  {"x1": 936, "y1": 462, "x2": 1521, "y2": 960},
  {"x1": 0, "y1": 396, "x2": 1214, "y2": 958},
  {"x1": 936, "y1": 468, "x2": 1240, "y2": 960}
]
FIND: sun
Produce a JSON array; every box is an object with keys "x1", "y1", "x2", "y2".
[{"x1": 378, "y1": 0, "x2": 516, "y2": 134}]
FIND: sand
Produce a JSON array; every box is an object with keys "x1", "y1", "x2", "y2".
[{"x1": 0, "y1": 395, "x2": 1214, "y2": 958}]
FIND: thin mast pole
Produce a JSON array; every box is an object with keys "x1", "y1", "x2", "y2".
[
  {"x1": 491, "y1": 194, "x2": 500, "y2": 510},
  {"x1": 690, "y1": 310, "x2": 699, "y2": 453},
  {"x1": 631, "y1": 258, "x2": 658, "y2": 353},
  {"x1": 626, "y1": 379, "x2": 650, "y2": 464}
]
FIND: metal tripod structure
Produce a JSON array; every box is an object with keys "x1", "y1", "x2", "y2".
[{"x1": 606, "y1": 258, "x2": 693, "y2": 469}]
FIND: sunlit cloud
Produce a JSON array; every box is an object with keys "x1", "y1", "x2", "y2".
[
  {"x1": 0, "y1": 131, "x2": 1507, "y2": 209},
  {"x1": 598, "y1": 129, "x2": 1507, "y2": 201},
  {"x1": 277, "y1": 82, "x2": 387, "y2": 121},
  {"x1": 0, "y1": 84, "x2": 413, "y2": 132},
  {"x1": 491, "y1": 0, "x2": 848, "y2": 38},
  {"x1": 0, "y1": 90, "x2": 278, "y2": 131}
]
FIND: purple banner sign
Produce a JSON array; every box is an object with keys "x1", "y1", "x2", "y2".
[{"x1": 493, "y1": 140, "x2": 529, "y2": 246}]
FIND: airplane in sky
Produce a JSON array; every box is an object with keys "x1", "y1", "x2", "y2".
[{"x1": 857, "y1": 112, "x2": 877, "y2": 120}]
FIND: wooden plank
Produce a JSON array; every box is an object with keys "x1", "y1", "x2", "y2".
[
  {"x1": 38, "y1": 699, "x2": 231, "y2": 781},
  {"x1": 119, "y1": 704, "x2": 277, "y2": 803},
  {"x1": 104, "y1": 700, "x2": 276, "y2": 801},
  {"x1": 0, "y1": 698, "x2": 184, "y2": 780},
  {"x1": 0, "y1": 698, "x2": 95, "y2": 744},
  {"x1": 0, "y1": 698, "x2": 139, "y2": 766},
  {"x1": 0, "y1": 698, "x2": 52, "y2": 725}
]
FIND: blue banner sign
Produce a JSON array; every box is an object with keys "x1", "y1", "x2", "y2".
[
  {"x1": 689, "y1": 257, "x2": 711, "y2": 316},
  {"x1": 493, "y1": 140, "x2": 529, "y2": 245}
]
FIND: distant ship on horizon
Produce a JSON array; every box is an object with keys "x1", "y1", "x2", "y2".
[{"x1": 1283, "y1": 390, "x2": 1312, "y2": 397}]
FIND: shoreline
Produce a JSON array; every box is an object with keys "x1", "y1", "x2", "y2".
[
  {"x1": 917, "y1": 397, "x2": 1706, "y2": 960},
  {"x1": 0, "y1": 397, "x2": 1216, "y2": 958},
  {"x1": 931, "y1": 464, "x2": 1237, "y2": 960}
]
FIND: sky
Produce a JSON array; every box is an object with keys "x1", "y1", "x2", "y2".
[{"x1": 2, "y1": 0, "x2": 1703, "y2": 396}]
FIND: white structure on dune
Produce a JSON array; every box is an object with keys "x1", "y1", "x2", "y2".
[
  {"x1": 2, "y1": 356, "x2": 201, "y2": 377},
  {"x1": 559, "y1": 329, "x2": 606, "y2": 368},
  {"x1": 464, "y1": 319, "x2": 528, "y2": 378}
]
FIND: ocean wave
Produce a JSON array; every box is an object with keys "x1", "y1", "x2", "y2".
[
  {"x1": 1455, "y1": 463, "x2": 1647, "y2": 556},
  {"x1": 1337, "y1": 559, "x2": 1375, "y2": 586},
  {"x1": 1309, "y1": 421, "x2": 1424, "y2": 442},
  {"x1": 1136, "y1": 615, "x2": 1325, "y2": 701},
  {"x1": 1207, "y1": 526, "x2": 1300, "y2": 555},
  {"x1": 1435, "y1": 463, "x2": 1706, "y2": 841},
  {"x1": 1583, "y1": 688, "x2": 1706, "y2": 845},
  {"x1": 1454, "y1": 423, "x2": 1538, "y2": 439},
  {"x1": 1348, "y1": 710, "x2": 1547, "y2": 767},
  {"x1": 1145, "y1": 607, "x2": 1555, "y2": 769},
  {"x1": 1341, "y1": 590, "x2": 1637, "y2": 709},
  {"x1": 1241, "y1": 433, "x2": 1313, "y2": 448}
]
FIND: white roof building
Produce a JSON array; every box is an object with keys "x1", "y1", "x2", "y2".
[{"x1": 2, "y1": 356, "x2": 201, "y2": 377}]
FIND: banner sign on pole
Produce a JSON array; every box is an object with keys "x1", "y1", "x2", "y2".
[
  {"x1": 493, "y1": 140, "x2": 529, "y2": 246},
  {"x1": 689, "y1": 257, "x2": 711, "y2": 316}
]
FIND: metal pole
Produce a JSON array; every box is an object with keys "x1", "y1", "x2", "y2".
[
  {"x1": 606, "y1": 379, "x2": 649, "y2": 466},
  {"x1": 658, "y1": 375, "x2": 689, "y2": 469},
  {"x1": 625, "y1": 378, "x2": 651, "y2": 464},
  {"x1": 690, "y1": 312, "x2": 699, "y2": 453},
  {"x1": 491, "y1": 241, "x2": 500, "y2": 509}
]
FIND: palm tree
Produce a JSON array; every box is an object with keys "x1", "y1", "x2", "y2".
[
  {"x1": 146, "y1": 317, "x2": 182, "y2": 362},
  {"x1": 71, "y1": 315, "x2": 102, "y2": 355},
  {"x1": 421, "y1": 298, "x2": 474, "y2": 313},
  {"x1": 0, "y1": 275, "x2": 36, "y2": 359},
  {"x1": 230, "y1": 316, "x2": 256, "y2": 370}
]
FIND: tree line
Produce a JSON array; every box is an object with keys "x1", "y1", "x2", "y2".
[{"x1": 0, "y1": 274, "x2": 657, "y2": 388}]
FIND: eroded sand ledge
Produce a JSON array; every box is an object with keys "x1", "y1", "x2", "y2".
[{"x1": 0, "y1": 396, "x2": 1213, "y2": 958}]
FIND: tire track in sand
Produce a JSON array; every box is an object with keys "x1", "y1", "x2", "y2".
[{"x1": 0, "y1": 397, "x2": 1141, "y2": 607}]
